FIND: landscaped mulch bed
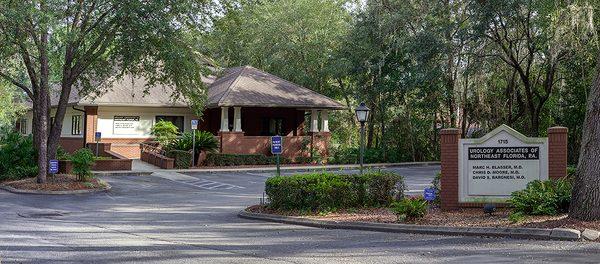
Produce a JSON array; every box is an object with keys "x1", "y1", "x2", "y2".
[
  {"x1": 247, "y1": 205, "x2": 600, "y2": 232},
  {"x1": 2, "y1": 174, "x2": 106, "y2": 191}
]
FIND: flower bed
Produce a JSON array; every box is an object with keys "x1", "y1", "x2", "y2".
[
  {"x1": 246, "y1": 205, "x2": 600, "y2": 235},
  {"x1": 2, "y1": 174, "x2": 108, "y2": 192},
  {"x1": 59, "y1": 150, "x2": 132, "y2": 172}
]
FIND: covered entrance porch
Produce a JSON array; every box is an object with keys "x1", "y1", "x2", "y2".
[
  {"x1": 202, "y1": 106, "x2": 333, "y2": 160},
  {"x1": 200, "y1": 66, "x2": 345, "y2": 161}
]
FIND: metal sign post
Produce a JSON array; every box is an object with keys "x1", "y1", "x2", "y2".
[
  {"x1": 94, "y1": 132, "x2": 101, "y2": 157},
  {"x1": 191, "y1": 119, "x2": 199, "y2": 167},
  {"x1": 271, "y1": 135, "x2": 282, "y2": 176}
]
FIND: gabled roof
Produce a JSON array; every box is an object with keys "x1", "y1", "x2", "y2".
[
  {"x1": 206, "y1": 66, "x2": 345, "y2": 109},
  {"x1": 36, "y1": 66, "x2": 345, "y2": 110}
]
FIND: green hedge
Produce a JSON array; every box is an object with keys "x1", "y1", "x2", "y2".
[
  {"x1": 509, "y1": 179, "x2": 572, "y2": 216},
  {"x1": 0, "y1": 131, "x2": 37, "y2": 181},
  {"x1": 205, "y1": 153, "x2": 290, "y2": 166},
  {"x1": 265, "y1": 171, "x2": 404, "y2": 211},
  {"x1": 166, "y1": 150, "x2": 193, "y2": 169}
]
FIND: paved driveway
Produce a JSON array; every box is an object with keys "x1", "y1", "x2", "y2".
[{"x1": 0, "y1": 165, "x2": 599, "y2": 263}]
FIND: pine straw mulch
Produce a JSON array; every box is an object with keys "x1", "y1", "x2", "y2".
[
  {"x1": 2, "y1": 174, "x2": 106, "y2": 191},
  {"x1": 247, "y1": 205, "x2": 600, "y2": 232}
]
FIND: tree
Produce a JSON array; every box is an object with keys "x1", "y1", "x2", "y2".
[
  {"x1": 471, "y1": 0, "x2": 596, "y2": 136},
  {"x1": 0, "y1": 82, "x2": 25, "y2": 130},
  {"x1": 208, "y1": 0, "x2": 351, "y2": 96},
  {"x1": 569, "y1": 53, "x2": 600, "y2": 221},
  {"x1": 0, "y1": 0, "x2": 212, "y2": 183}
]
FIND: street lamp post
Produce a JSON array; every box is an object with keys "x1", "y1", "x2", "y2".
[{"x1": 355, "y1": 102, "x2": 370, "y2": 174}]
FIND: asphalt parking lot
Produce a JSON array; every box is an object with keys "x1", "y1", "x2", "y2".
[{"x1": 1, "y1": 165, "x2": 599, "y2": 263}]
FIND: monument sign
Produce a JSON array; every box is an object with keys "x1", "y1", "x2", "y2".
[{"x1": 458, "y1": 125, "x2": 548, "y2": 203}]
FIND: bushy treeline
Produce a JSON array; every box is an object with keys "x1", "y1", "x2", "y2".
[{"x1": 207, "y1": 0, "x2": 600, "y2": 164}]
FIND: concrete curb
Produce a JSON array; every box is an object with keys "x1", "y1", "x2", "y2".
[
  {"x1": 238, "y1": 210, "x2": 582, "y2": 241},
  {"x1": 94, "y1": 161, "x2": 441, "y2": 176},
  {"x1": 93, "y1": 171, "x2": 153, "y2": 177},
  {"x1": 0, "y1": 181, "x2": 111, "y2": 195}
]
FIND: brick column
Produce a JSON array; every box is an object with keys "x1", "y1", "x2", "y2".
[
  {"x1": 548, "y1": 126, "x2": 568, "y2": 180},
  {"x1": 84, "y1": 106, "x2": 98, "y2": 144},
  {"x1": 440, "y1": 128, "x2": 461, "y2": 211},
  {"x1": 219, "y1": 131, "x2": 245, "y2": 154}
]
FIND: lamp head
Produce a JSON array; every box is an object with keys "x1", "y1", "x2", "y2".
[{"x1": 355, "y1": 102, "x2": 370, "y2": 123}]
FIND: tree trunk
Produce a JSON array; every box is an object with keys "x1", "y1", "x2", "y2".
[
  {"x1": 48, "y1": 82, "x2": 73, "y2": 160},
  {"x1": 569, "y1": 54, "x2": 600, "y2": 221},
  {"x1": 36, "y1": 8, "x2": 50, "y2": 184}
]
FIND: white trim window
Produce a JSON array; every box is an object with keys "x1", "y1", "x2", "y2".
[
  {"x1": 71, "y1": 115, "x2": 82, "y2": 135},
  {"x1": 19, "y1": 118, "x2": 27, "y2": 134}
]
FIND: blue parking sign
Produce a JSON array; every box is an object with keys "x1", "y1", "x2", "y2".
[
  {"x1": 191, "y1": 119, "x2": 199, "y2": 130},
  {"x1": 423, "y1": 187, "x2": 436, "y2": 201},
  {"x1": 49, "y1": 160, "x2": 59, "y2": 174},
  {"x1": 271, "y1": 135, "x2": 282, "y2": 155}
]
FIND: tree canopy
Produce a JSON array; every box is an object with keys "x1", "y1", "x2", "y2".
[
  {"x1": 207, "y1": 0, "x2": 599, "y2": 163},
  {"x1": 0, "y1": 0, "x2": 215, "y2": 182}
]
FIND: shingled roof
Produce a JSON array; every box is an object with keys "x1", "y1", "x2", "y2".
[
  {"x1": 206, "y1": 66, "x2": 345, "y2": 109},
  {"x1": 39, "y1": 66, "x2": 345, "y2": 110}
]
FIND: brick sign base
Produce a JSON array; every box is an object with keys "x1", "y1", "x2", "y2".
[{"x1": 440, "y1": 126, "x2": 568, "y2": 211}]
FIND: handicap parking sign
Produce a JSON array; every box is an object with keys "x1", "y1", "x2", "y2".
[
  {"x1": 49, "y1": 160, "x2": 59, "y2": 174},
  {"x1": 423, "y1": 187, "x2": 436, "y2": 201},
  {"x1": 271, "y1": 135, "x2": 282, "y2": 155}
]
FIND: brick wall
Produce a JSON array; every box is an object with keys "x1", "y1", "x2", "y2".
[
  {"x1": 218, "y1": 131, "x2": 330, "y2": 161},
  {"x1": 440, "y1": 129, "x2": 461, "y2": 211},
  {"x1": 99, "y1": 138, "x2": 153, "y2": 159},
  {"x1": 84, "y1": 106, "x2": 98, "y2": 144},
  {"x1": 548, "y1": 127, "x2": 568, "y2": 180},
  {"x1": 59, "y1": 137, "x2": 84, "y2": 153}
]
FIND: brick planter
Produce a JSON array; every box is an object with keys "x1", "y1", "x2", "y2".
[
  {"x1": 58, "y1": 150, "x2": 132, "y2": 173},
  {"x1": 140, "y1": 143, "x2": 175, "y2": 169}
]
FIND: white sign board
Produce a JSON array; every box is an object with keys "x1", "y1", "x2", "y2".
[
  {"x1": 459, "y1": 125, "x2": 548, "y2": 203},
  {"x1": 113, "y1": 116, "x2": 140, "y2": 135}
]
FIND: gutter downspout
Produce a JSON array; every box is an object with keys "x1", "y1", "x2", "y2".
[{"x1": 72, "y1": 106, "x2": 87, "y2": 148}]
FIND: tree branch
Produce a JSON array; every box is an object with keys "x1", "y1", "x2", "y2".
[{"x1": 0, "y1": 70, "x2": 34, "y2": 98}]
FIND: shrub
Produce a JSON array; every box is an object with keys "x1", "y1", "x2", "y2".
[
  {"x1": 265, "y1": 171, "x2": 404, "y2": 212},
  {"x1": 329, "y1": 146, "x2": 403, "y2": 164},
  {"x1": 71, "y1": 148, "x2": 95, "y2": 182},
  {"x1": 168, "y1": 131, "x2": 218, "y2": 152},
  {"x1": 166, "y1": 149, "x2": 193, "y2": 169},
  {"x1": 56, "y1": 146, "x2": 71, "y2": 160},
  {"x1": 0, "y1": 131, "x2": 37, "y2": 181},
  {"x1": 390, "y1": 197, "x2": 428, "y2": 221},
  {"x1": 567, "y1": 166, "x2": 577, "y2": 178},
  {"x1": 151, "y1": 121, "x2": 179, "y2": 146},
  {"x1": 508, "y1": 211, "x2": 526, "y2": 223},
  {"x1": 509, "y1": 179, "x2": 572, "y2": 216},
  {"x1": 205, "y1": 153, "x2": 291, "y2": 166},
  {"x1": 365, "y1": 170, "x2": 405, "y2": 205}
]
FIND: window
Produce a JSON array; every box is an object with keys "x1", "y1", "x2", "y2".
[
  {"x1": 71, "y1": 115, "x2": 82, "y2": 135},
  {"x1": 261, "y1": 118, "x2": 283, "y2": 136},
  {"x1": 155, "y1": 116, "x2": 184, "y2": 132},
  {"x1": 19, "y1": 118, "x2": 27, "y2": 134}
]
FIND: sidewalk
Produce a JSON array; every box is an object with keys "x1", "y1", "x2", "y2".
[{"x1": 93, "y1": 160, "x2": 440, "y2": 176}]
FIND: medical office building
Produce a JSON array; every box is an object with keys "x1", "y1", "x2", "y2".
[{"x1": 18, "y1": 66, "x2": 345, "y2": 162}]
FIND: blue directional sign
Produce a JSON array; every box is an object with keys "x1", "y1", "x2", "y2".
[
  {"x1": 423, "y1": 187, "x2": 436, "y2": 201},
  {"x1": 94, "y1": 132, "x2": 102, "y2": 142},
  {"x1": 191, "y1": 119, "x2": 199, "y2": 130},
  {"x1": 49, "y1": 160, "x2": 59, "y2": 174},
  {"x1": 271, "y1": 135, "x2": 282, "y2": 155}
]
